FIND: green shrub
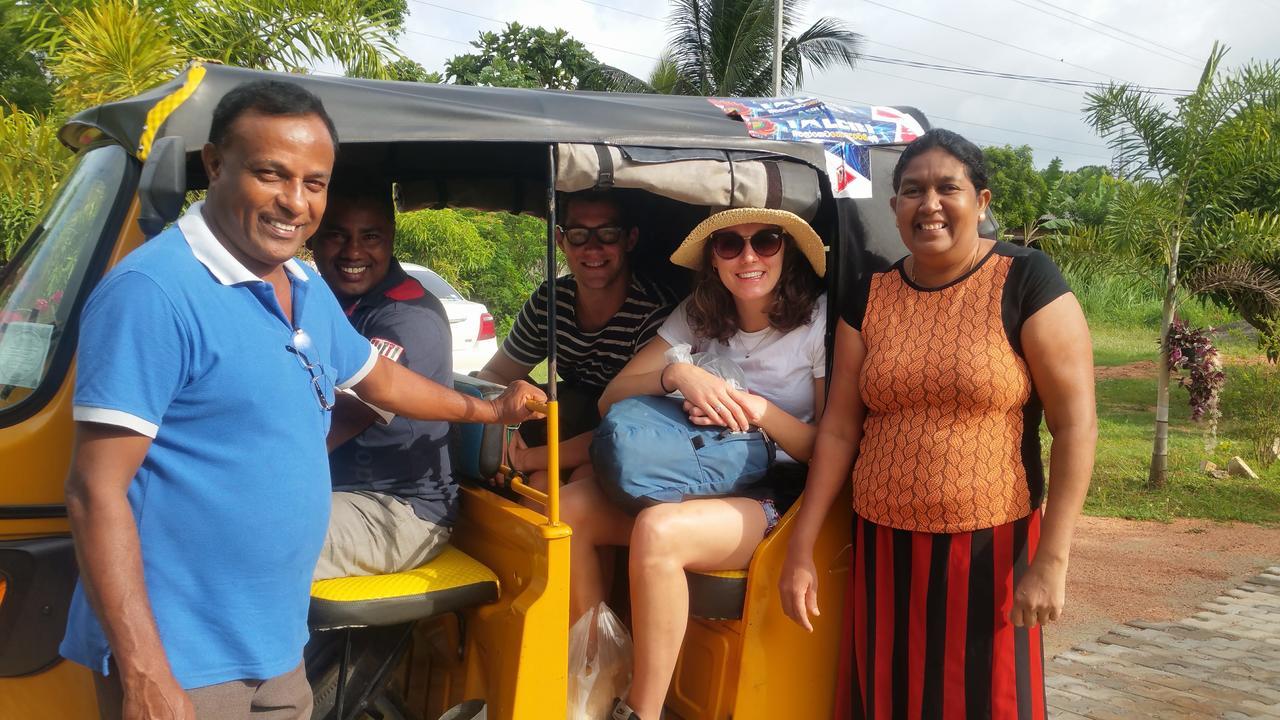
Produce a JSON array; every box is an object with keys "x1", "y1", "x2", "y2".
[
  {"x1": 1219, "y1": 363, "x2": 1280, "y2": 466},
  {"x1": 0, "y1": 107, "x2": 72, "y2": 264}
]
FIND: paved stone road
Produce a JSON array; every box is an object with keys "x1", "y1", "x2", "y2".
[{"x1": 1047, "y1": 566, "x2": 1280, "y2": 719}]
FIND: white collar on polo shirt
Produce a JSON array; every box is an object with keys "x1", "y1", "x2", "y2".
[{"x1": 178, "y1": 201, "x2": 309, "y2": 286}]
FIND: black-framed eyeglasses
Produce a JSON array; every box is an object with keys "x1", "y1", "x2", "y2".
[
  {"x1": 557, "y1": 225, "x2": 626, "y2": 247},
  {"x1": 285, "y1": 331, "x2": 334, "y2": 412},
  {"x1": 709, "y1": 227, "x2": 786, "y2": 261}
]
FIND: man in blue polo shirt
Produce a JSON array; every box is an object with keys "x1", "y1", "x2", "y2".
[{"x1": 60, "y1": 80, "x2": 543, "y2": 720}]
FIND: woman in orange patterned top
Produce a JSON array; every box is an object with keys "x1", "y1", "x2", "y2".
[{"x1": 779, "y1": 129, "x2": 1097, "y2": 719}]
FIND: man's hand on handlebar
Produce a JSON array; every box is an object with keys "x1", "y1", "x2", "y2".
[{"x1": 490, "y1": 379, "x2": 547, "y2": 425}]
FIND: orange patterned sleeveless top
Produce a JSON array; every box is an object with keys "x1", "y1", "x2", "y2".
[{"x1": 842, "y1": 243, "x2": 1070, "y2": 533}]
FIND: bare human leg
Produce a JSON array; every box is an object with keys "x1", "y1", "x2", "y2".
[
  {"x1": 560, "y1": 471, "x2": 635, "y2": 623},
  {"x1": 624, "y1": 497, "x2": 769, "y2": 719}
]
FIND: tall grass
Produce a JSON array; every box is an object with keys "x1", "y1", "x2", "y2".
[
  {"x1": 1064, "y1": 267, "x2": 1238, "y2": 330},
  {"x1": 1064, "y1": 267, "x2": 1252, "y2": 366}
]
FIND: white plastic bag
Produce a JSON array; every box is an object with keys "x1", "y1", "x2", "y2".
[
  {"x1": 663, "y1": 342, "x2": 748, "y2": 393},
  {"x1": 566, "y1": 602, "x2": 633, "y2": 720}
]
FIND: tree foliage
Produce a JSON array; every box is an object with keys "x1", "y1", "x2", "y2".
[
  {"x1": 646, "y1": 0, "x2": 860, "y2": 96},
  {"x1": 1081, "y1": 42, "x2": 1280, "y2": 486},
  {"x1": 445, "y1": 22, "x2": 616, "y2": 91},
  {"x1": 0, "y1": 2, "x2": 52, "y2": 113},
  {"x1": 394, "y1": 209, "x2": 495, "y2": 292},
  {"x1": 385, "y1": 58, "x2": 441, "y2": 84},
  {"x1": 15, "y1": 0, "x2": 405, "y2": 82},
  {"x1": 1046, "y1": 165, "x2": 1120, "y2": 228},
  {"x1": 44, "y1": 0, "x2": 185, "y2": 112},
  {"x1": 0, "y1": 0, "x2": 405, "y2": 263},
  {"x1": 983, "y1": 144, "x2": 1046, "y2": 241},
  {"x1": 0, "y1": 104, "x2": 70, "y2": 261},
  {"x1": 392, "y1": 208, "x2": 546, "y2": 336}
]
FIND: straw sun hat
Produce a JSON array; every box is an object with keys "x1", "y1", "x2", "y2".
[{"x1": 669, "y1": 208, "x2": 826, "y2": 278}]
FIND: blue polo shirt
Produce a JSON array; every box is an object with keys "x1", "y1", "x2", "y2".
[{"x1": 60, "y1": 202, "x2": 377, "y2": 689}]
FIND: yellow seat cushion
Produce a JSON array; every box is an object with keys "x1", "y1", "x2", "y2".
[
  {"x1": 309, "y1": 546, "x2": 500, "y2": 630},
  {"x1": 687, "y1": 568, "x2": 748, "y2": 620}
]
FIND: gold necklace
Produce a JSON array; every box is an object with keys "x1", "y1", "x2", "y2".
[{"x1": 908, "y1": 241, "x2": 983, "y2": 288}]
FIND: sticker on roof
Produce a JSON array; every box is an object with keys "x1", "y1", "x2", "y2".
[{"x1": 708, "y1": 97, "x2": 924, "y2": 199}]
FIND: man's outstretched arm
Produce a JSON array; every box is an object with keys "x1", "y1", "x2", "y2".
[
  {"x1": 65, "y1": 424, "x2": 195, "y2": 719},
  {"x1": 353, "y1": 355, "x2": 546, "y2": 426}
]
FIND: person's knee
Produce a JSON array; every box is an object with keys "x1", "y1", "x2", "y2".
[
  {"x1": 560, "y1": 480, "x2": 598, "y2": 531},
  {"x1": 630, "y1": 505, "x2": 687, "y2": 567}
]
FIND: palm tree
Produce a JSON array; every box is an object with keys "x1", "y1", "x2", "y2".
[
  {"x1": 1083, "y1": 42, "x2": 1280, "y2": 488},
  {"x1": 47, "y1": 0, "x2": 186, "y2": 112},
  {"x1": 16, "y1": 0, "x2": 404, "y2": 83},
  {"x1": 656, "y1": 0, "x2": 861, "y2": 96},
  {"x1": 169, "y1": 0, "x2": 402, "y2": 79}
]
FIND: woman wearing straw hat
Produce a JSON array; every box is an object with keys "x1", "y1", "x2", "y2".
[{"x1": 560, "y1": 207, "x2": 828, "y2": 720}]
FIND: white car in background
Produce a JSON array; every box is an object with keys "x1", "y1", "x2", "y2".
[{"x1": 401, "y1": 263, "x2": 498, "y2": 374}]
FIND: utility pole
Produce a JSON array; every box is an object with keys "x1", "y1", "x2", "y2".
[{"x1": 772, "y1": 0, "x2": 783, "y2": 95}]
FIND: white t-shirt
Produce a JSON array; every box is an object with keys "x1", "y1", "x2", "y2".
[{"x1": 657, "y1": 294, "x2": 828, "y2": 433}]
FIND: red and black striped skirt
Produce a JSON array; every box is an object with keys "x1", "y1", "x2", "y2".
[{"x1": 834, "y1": 511, "x2": 1047, "y2": 720}]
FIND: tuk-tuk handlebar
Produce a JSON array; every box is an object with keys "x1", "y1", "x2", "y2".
[{"x1": 504, "y1": 399, "x2": 559, "y2": 526}]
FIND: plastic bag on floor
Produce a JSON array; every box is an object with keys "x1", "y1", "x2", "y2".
[{"x1": 566, "y1": 602, "x2": 633, "y2": 720}]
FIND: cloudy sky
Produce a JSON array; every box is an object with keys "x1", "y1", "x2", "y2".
[{"x1": 384, "y1": 0, "x2": 1280, "y2": 169}]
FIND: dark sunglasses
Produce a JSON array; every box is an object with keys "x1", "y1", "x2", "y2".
[
  {"x1": 709, "y1": 227, "x2": 786, "y2": 261},
  {"x1": 558, "y1": 225, "x2": 626, "y2": 247},
  {"x1": 285, "y1": 332, "x2": 334, "y2": 412}
]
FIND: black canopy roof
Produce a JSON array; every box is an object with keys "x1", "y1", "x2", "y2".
[
  {"x1": 60, "y1": 62, "x2": 932, "y2": 283},
  {"x1": 60, "y1": 62, "x2": 925, "y2": 173}
]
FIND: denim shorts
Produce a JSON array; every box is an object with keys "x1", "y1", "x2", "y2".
[{"x1": 760, "y1": 498, "x2": 782, "y2": 536}]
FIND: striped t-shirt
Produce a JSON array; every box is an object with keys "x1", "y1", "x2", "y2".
[{"x1": 501, "y1": 273, "x2": 680, "y2": 391}]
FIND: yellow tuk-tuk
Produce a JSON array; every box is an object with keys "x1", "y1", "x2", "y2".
[{"x1": 0, "y1": 62, "x2": 931, "y2": 719}]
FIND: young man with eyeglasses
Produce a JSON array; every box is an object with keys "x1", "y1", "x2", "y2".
[
  {"x1": 60, "y1": 81, "x2": 543, "y2": 720},
  {"x1": 476, "y1": 190, "x2": 679, "y2": 483},
  {"x1": 306, "y1": 181, "x2": 460, "y2": 581}
]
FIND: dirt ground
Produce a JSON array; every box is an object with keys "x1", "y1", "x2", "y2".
[
  {"x1": 1094, "y1": 360, "x2": 1158, "y2": 381},
  {"x1": 1045, "y1": 514, "x2": 1280, "y2": 657}
]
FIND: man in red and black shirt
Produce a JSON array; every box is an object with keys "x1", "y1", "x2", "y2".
[{"x1": 308, "y1": 183, "x2": 455, "y2": 579}]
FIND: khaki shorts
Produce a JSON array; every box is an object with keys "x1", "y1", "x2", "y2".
[
  {"x1": 94, "y1": 661, "x2": 311, "y2": 720},
  {"x1": 313, "y1": 491, "x2": 451, "y2": 581}
]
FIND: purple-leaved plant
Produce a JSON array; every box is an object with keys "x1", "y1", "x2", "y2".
[{"x1": 1165, "y1": 320, "x2": 1225, "y2": 449}]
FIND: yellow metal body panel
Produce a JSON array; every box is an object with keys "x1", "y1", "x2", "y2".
[
  {"x1": 731, "y1": 484, "x2": 853, "y2": 719},
  {"x1": 692, "y1": 569, "x2": 748, "y2": 580},
  {"x1": 0, "y1": 653, "x2": 98, "y2": 720},
  {"x1": 0, "y1": 199, "x2": 144, "y2": 718},
  {"x1": 310, "y1": 546, "x2": 498, "y2": 602},
  {"x1": 400, "y1": 486, "x2": 571, "y2": 720},
  {"x1": 667, "y1": 483, "x2": 854, "y2": 720}
]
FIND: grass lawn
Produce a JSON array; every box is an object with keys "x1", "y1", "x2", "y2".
[
  {"x1": 1082, "y1": 373, "x2": 1280, "y2": 524},
  {"x1": 1072, "y1": 268, "x2": 1279, "y2": 524},
  {"x1": 1090, "y1": 317, "x2": 1259, "y2": 368}
]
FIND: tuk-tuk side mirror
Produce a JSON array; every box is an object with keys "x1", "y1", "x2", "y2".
[{"x1": 138, "y1": 136, "x2": 187, "y2": 238}]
